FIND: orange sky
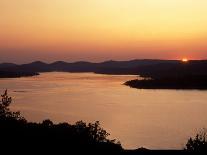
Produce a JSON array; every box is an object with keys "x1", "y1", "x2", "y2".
[{"x1": 1, "y1": 0, "x2": 207, "y2": 63}]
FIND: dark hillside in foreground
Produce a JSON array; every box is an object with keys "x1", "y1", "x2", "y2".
[{"x1": 0, "y1": 118, "x2": 194, "y2": 155}]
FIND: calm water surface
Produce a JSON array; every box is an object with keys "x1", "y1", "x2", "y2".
[{"x1": 1, "y1": 72, "x2": 207, "y2": 149}]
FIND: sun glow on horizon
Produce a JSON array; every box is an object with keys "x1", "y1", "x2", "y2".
[{"x1": 182, "y1": 58, "x2": 189, "y2": 62}]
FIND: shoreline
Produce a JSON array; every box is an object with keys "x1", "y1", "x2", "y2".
[{"x1": 125, "y1": 78, "x2": 207, "y2": 90}]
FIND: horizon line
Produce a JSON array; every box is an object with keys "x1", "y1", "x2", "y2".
[{"x1": 1, "y1": 58, "x2": 207, "y2": 65}]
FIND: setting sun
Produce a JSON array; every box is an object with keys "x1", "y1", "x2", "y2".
[{"x1": 182, "y1": 58, "x2": 188, "y2": 62}]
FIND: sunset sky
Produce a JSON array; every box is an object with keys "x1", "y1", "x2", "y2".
[{"x1": 1, "y1": 0, "x2": 207, "y2": 63}]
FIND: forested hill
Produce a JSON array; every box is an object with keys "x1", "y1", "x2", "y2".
[{"x1": 0, "y1": 59, "x2": 207, "y2": 78}]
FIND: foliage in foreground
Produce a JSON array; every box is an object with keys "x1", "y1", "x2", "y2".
[
  {"x1": 185, "y1": 129, "x2": 207, "y2": 152},
  {"x1": 0, "y1": 90, "x2": 122, "y2": 153},
  {"x1": 0, "y1": 89, "x2": 25, "y2": 121}
]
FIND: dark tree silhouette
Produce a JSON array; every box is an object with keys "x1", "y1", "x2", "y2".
[
  {"x1": 1, "y1": 89, "x2": 12, "y2": 106},
  {"x1": 0, "y1": 89, "x2": 24, "y2": 121},
  {"x1": 0, "y1": 90, "x2": 122, "y2": 154},
  {"x1": 185, "y1": 129, "x2": 207, "y2": 152}
]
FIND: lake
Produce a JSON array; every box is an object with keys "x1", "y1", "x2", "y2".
[{"x1": 1, "y1": 72, "x2": 207, "y2": 149}]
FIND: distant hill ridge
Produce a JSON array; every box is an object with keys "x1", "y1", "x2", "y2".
[{"x1": 0, "y1": 59, "x2": 207, "y2": 78}]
